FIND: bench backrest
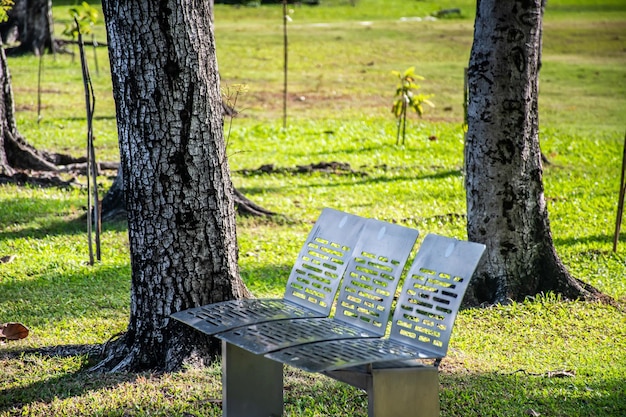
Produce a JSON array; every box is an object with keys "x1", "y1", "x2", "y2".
[
  {"x1": 283, "y1": 208, "x2": 366, "y2": 315},
  {"x1": 332, "y1": 219, "x2": 419, "y2": 336},
  {"x1": 389, "y1": 234, "x2": 485, "y2": 357}
]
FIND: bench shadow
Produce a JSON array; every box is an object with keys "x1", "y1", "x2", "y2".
[{"x1": 0, "y1": 194, "x2": 127, "y2": 241}]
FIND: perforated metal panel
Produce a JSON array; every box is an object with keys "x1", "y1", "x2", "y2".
[
  {"x1": 171, "y1": 208, "x2": 365, "y2": 335},
  {"x1": 215, "y1": 219, "x2": 419, "y2": 354},
  {"x1": 333, "y1": 221, "x2": 419, "y2": 335},
  {"x1": 389, "y1": 234, "x2": 486, "y2": 357},
  {"x1": 216, "y1": 317, "x2": 375, "y2": 355},
  {"x1": 170, "y1": 299, "x2": 322, "y2": 336},
  {"x1": 282, "y1": 209, "x2": 366, "y2": 315},
  {"x1": 265, "y1": 234, "x2": 485, "y2": 373}
]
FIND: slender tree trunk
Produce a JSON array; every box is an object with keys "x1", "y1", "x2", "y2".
[
  {"x1": 464, "y1": 0, "x2": 604, "y2": 305},
  {"x1": 95, "y1": 0, "x2": 251, "y2": 372}
]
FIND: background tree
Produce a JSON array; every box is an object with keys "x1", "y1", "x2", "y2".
[
  {"x1": 0, "y1": 0, "x2": 65, "y2": 177},
  {"x1": 464, "y1": 0, "x2": 606, "y2": 305},
  {"x1": 0, "y1": 40, "x2": 88, "y2": 180},
  {"x1": 94, "y1": 0, "x2": 251, "y2": 372},
  {"x1": 0, "y1": 0, "x2": 54, "y2": 55},
  {"x1": 0, "y1": 45, "x2": 53, "y2": 175}
]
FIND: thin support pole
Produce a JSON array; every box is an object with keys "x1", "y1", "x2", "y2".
[
  {"x1": 282, "y1": 0, "x2": 288, "y2": 129},
  {"x1": 613, "y1": 129, "x2": 626, "y2": 252},
  {"x1": 462, "y1": 67, "x2": 468, "y2": 176},
  {"x1": 92, "y1": 34, "x2": 100, "y2": 76},
  {"x1": 37, "y1": 53, "x2": 43, "y2": 123},
  {"x1": 77, "y1": 18, "x2": 101, "y2": 263}
]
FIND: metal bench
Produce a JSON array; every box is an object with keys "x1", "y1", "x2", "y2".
[
  {"x1": 216, "y1": 219, "x2": 419, "y2": 417},
  {"x1": 266, "y1": 234, "x2": 486, "y2": 417},
  {"x1": 171, "y1": 208, "x2": 367, "y2": 336}
]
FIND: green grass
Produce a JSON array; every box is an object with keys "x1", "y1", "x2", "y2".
[{"x1": 1, "y1": 0, "x2": 625, "y2": 416}]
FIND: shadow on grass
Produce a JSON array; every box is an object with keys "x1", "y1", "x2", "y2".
[
  {"x1": 0, "y1": 345, "x2": 128, "y2": 412},
  {"x1": 440, "y1": 370, "x2": 626, "y2": 417},
  {"x1": 0, "y1": 263, "x2": 130, "y2": 325},
  {"x1": 240, "y1": 263, "x2": 293, "y2": 296},
  {"x1": 553, "y1": 234, "x2": 616, "y2": 248},
  {"x1": 237, "y1": 168, "x2": 463, "y2": 197},
  {"x1": 2, "y1": 359, "x2": 623, "y2": 416},
  {"x1": 0, "y1": 194, "x2": 127, "y2": 241},
  {"x1": 0, "y1": 342, "x2": 226, "y2": 415},
  {"x1": 0, "y1": 348, "x2": 220, "y2": 417}
]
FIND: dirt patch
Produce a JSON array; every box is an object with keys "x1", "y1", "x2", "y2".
[{"x1": 237, "y1": 161, "x2": 368, "y2": 176}]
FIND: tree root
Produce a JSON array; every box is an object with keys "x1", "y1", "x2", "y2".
[{"x1": 233, "y1": 188, "x2": 277, "y2": 217}]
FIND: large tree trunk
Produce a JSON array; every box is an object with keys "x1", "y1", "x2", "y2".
[
  {"x1": 464, "y1": 0, "x2": 604, "y2": 305},
  {"x1": 95, "y1": 0, "x2": 251, "y2": 373},
  {"x1": 0, "y1": 0, "x2": 54, "y2": 55}
]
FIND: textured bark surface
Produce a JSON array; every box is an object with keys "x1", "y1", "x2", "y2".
[
  {"x1": 0, "y1": 44, "x2": 13, "y2": 176},
  {"x1": 95, "y1": 0, "x2": 251, "y2": 372},
  {"x1": 464, "y1": 0, "x2": 603, "y2": 305},
  {"x1": 0, "y1": 0, "x2": 55, "y2": 55}
]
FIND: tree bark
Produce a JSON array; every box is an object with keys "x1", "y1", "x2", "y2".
[
  {"x1": 0, "y1": 0, "x2": 54, "y2": 55},
  {"x1": 0, "y1": 42, "x2": 14, "y2": 176},
  {"x1": 95, "y1": 0, "x2": 251, "y2": 373},
  {"x1": 464, "y1": 0, "x2": 604, "y2": 305}
]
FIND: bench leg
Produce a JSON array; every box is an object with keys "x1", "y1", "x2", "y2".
[
  {"x1": 369, "y1": 367, "x2": 440, "y2": 417},
  {"x1": 222, "y1": 341, "x2": 283, "y2": 417}
]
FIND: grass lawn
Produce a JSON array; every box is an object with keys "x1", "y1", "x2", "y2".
[{"x1": 1, "y1": 0, "x2": 625, "y2": 416}]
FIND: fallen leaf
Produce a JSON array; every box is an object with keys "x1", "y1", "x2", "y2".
[
  {"x1": 0, "y1": 322, "x2": 29, "y2": 340},
  {"x1": 0, "y1": 255, "x2": 16, "y2": 264}
]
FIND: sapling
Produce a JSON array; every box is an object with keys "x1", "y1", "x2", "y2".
[
  {"x1": 64, "y1": 3, "x2": 100, "y2": 264},
  {"x1": 391, "y1": 67, "x2": 433, "y2": 145}
]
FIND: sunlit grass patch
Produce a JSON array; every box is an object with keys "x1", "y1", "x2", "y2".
[{"x1": 0, "y1": 0, "x2": 624, "y2": 416}]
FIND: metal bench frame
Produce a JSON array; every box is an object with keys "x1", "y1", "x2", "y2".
[
  {"x1": 267, "y1": 234, "x2": 486, "y2": 417},
  {"x1": 219, "y1": 219, "x2": 419, "y2": 417}
]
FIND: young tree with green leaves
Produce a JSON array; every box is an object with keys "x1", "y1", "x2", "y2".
[{"x1": 391, "y1": 67, "x2": 433, "y2": 145}]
